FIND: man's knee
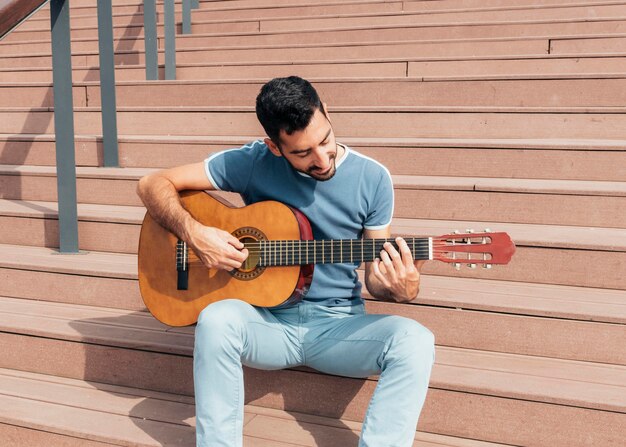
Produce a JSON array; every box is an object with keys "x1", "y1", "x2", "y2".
[
  {"x1": 386, "y1": 317, "x2": 435, "y2": 365},
  {"x1": 196, "y1": 299, "x2": 249, "y2": 351}
]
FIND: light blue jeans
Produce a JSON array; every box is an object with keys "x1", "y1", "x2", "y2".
[{"x1": 194, "y1": 299, "x2": 435, "y2": 447}]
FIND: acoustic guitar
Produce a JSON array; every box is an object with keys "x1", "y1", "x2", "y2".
[{"x1": 138, "y1": 191, "x2": 516, "y2": 326}]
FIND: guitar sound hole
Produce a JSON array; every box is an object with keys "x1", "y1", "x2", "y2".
[{"x1": 231, "y1": 227, "x2": 266, "y2": 281}]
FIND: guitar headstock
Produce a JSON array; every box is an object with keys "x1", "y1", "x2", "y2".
[{"x1": 432, "y1": 230, "x2": 515, "y2": 269}]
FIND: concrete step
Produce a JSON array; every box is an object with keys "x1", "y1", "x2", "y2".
[
  {"x1": 0, "y1": 242, "x2": 626, "y2": 322},
  {"x1": 6, "y1": 78, "x2": 626, "y2": 109},
  {"x1": 59, "y1": 0, "x2": 626, "y2": 11},
  {"x1": 5, "y1": 56, "x2": 626, "y2": 85},
  {"x1": 2, "y1": 134, "x2": 624, "y2": 181},
  {"x1": 0, "y1": 184, "x2": 625, "y2": 289},
  {"x1": 172, "y1": 21, "x2": 626, "y2": 51},
  {"x1": 2, "y1": 242, "x2": 624, "y2": 322},
  {"x1": 0, "y1": 134, "x2": 626, "y2": 181},
  {"x1": 407, "y1": 55, "x2": 626, "y2": 79},
  {"x1": 6, "y1": 10, "x2": 626, "y2": 47},
  {"x1": 2, "y1": 55, "x2": 626, "y2": 83},
  {"x1": 2, "y1": 164, "x2": 626, "y2": 227},
  {"x1": 3, "y1": 107, "x2": 626, "y2": 139},
  {"x1": 252, "y1": 4, "x2": 626, "y2": 33},
  {"x1": 4, "y1": 1, "x2": 404, "y2": 42},
  {"x1": 551, "y1": 35, "x2": 626, "y2": 55},
  {"x1": 0, "y1": 59, "x2": 411, "y2": 82},
  {"x1": 3, "y1": 196, "x2": 626, "y2": 251},
  {"x1": 0, "y1": 36, "x2": 554, "y2": 68},
  {"x1": 6, "y1": 32, "x2": 625, "y2": 71},
  {"x1": 0, "y1": 368, "x2": 515, "y2": 447},
  {"x1": 0, "y1": 296, "x2": 624, "y2": 446},
  {"x1": 20, "y1": 0, "x2": 625, "y2": 34}
]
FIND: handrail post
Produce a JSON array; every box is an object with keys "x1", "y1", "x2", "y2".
[
  {"x1": 97, "y1": 0, "x2": 119, "y2": 167},
  {"x1": 164, "y1": 0, "x2": 176, "y2": 80},
  {"x1": 183, "y1": 0, "x2": 192, "y2": 35},
  {"x1": 143, "y1": 0, "x2": 158, "y2": 80},
  {"x1": 50, "y1": 0, "x2": 79, "y2": 253}
]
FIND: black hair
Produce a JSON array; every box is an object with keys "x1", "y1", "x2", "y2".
[{"x1": 255, "y1": 76, "x2": 325, "y2": 147}]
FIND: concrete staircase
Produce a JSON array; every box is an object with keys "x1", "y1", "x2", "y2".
[{"x1": 1, "y1": 0, "x2": 625, "y2": 445}]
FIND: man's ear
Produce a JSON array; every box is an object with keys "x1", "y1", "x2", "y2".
[{"x1": 264, "y1": 137, "x2": 282, "y2": 157}]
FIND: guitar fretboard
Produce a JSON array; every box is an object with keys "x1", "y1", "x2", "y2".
[{"x1": 251, "y1": 238, "x2": 432, "y2": 267}]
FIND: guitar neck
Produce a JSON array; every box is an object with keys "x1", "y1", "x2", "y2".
[{"x1": 252, "y1": 238, "x2": 432, "y2": 267}]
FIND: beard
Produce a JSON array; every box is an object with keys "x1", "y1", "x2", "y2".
[
  {"x1": 306, "y1": 162, "x2": 337, "y2": 181},
  {"x1": 281, "y1": 142, "x2": 339, "y2": 181}
]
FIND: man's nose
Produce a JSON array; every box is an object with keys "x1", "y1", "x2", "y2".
[{"x1": 313, "y1": 147, "x2": 331, "y2": 169}]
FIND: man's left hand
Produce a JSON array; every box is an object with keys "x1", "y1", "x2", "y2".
[{"x1": 371, "y1": 237, "x2": 426, "y2": 303}]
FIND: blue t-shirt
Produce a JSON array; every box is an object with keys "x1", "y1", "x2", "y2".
[{"x1": 204, "y1": 140, "x2": 394, "y2": 306}]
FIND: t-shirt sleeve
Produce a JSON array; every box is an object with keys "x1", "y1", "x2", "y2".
[
  {"x1": 203, "y1": 141, "x2": 259, "y2": 194},
  {"x1": 364, "y1": 166, "x2": 394, "y2": 230}
]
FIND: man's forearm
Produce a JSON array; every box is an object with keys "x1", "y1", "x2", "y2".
[{"x1": 136, "y1": 174, "x2": 197, "y2": 242}]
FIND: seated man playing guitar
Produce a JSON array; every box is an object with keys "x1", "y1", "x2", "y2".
[{"x1": 137, "y1": 76, "x2": 435, "y2": 447}]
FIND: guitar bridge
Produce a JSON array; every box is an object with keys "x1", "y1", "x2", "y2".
[{"x1": 176, "y1": 239, "x2": 189, "y2": 290}]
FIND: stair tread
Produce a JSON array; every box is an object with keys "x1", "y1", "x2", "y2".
[
  {"x1": 2, "y1": 241, "x2": 624, "y2": 323},
  {"x1": 19, "y1": 1, "x2": 626, "y2": 28},
  {"x1": 7, "y1": 104, "x2": 626, "y2": 113},
  {"x1": 0, "y1": 296, "x2": 624, "y2": 413},
  {"x1": 4, "y1": 74, "x2": 626, "y2": 86},
  {"x1": 2, "y1": 164, "x2": 626, "y2": 196},
  {"x1": 0, "y1": 243, "x2": 136, "y2": 278},
  {"x1": 4, "y1": 59, "x2": 626, "y2": 83},
  {"x1": 1, "y1": 198, "x2": 626, "y2": 252},
  {"x1": 3, "y1": 25, "x2": 624, "y2": 48},
  {"x1": 1, "y1": 133, "x2": 625, "y2": 151},
  {"x1": 0, "y1": 367, "x2": 509, "y2": 447}
]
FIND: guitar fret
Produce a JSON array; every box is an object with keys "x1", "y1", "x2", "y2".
[
  {"x1": 372, "y1": 239, "x2": 375, "y2": 262},
  {"x1": 361, "y1": 239, "x2": 364, "y2": 263},
  {"x1": 260, "y1": 237, "x2": 436, "y2": 266}
]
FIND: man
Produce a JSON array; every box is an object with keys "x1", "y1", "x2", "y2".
[{"x1": 137, "y1": 76, "x2": 435, "y2": 447}]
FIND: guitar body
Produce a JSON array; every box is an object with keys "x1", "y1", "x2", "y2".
[{"x1": 138, "y1": 191, "x2": 314, "y2": 327}]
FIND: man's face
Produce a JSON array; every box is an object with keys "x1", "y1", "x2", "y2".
[{"x1": 265, "y1": 107, "x2": 341, "y2": 181}]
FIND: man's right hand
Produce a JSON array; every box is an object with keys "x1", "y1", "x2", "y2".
[{"x1": 188, "y1": 223, "x2": 249, "y2": 271}]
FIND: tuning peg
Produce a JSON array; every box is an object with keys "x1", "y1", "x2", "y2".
[
  {"x1": 484, "y1": 228, "x2": 491, "y2": 233},
  {"x1": 465, "y1": 229, "x2": 474, "y2": 233},
  {"x1": 452, "y1": 263, "x2": 461, "y2": 270},
  {"x1": 468, "y1": 264, "x2": 477, "y2": 269},
  {"x1": 453, "y1": 230, "x2": 460, "y2": 234},
  {"x1": 483, "y1": 264, "x2": 493, "y2": 269}
]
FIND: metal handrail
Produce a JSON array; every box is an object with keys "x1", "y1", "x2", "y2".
[
  {"x1": 143, "y1": 0, "x2": 158, "y2": 80},
  {"x1": 0, "y1": 0, "x2": 47, "y2": 39},
  {"x1": 49, "y1": 0, "x2": 127, "y2": 251},
  {"x1": 97, "y1": 0, "x2": 119, "y2": 167},
  {"x1": 48, "y1": 0, "x2": 196, "y2": 251},
  {"x1": 145, "y1": 0, "x2": 199, "y2": 80},
  {"x1": 164, "y1": 0, "x2": 176, "y2": 80},
  {"x1": 50, "y1": 0, "x2": 79, "y2": 252}
]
